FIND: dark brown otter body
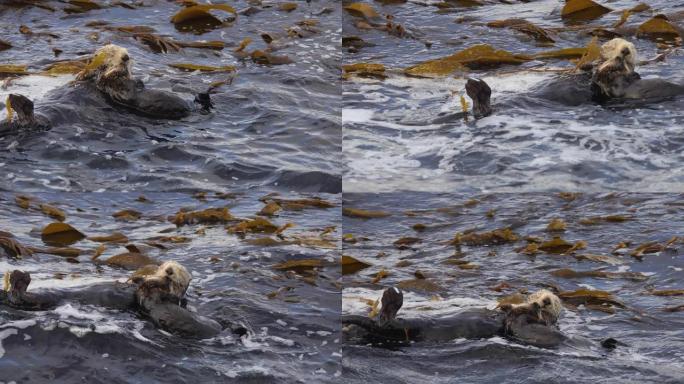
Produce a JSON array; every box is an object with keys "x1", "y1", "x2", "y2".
[{"x1": 1, "y1": 270, "x2": 222, "y2": 339}]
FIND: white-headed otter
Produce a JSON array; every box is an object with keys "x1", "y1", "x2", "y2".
[
  {"x1": 75, "y1": 44, "x2": 212, "y2": 119},
  {"x1": 446, "y1": 38, "x2": 684, "y2": 121},
  {"x1": 0, "y1": 261, "x2": 222, "y2": 339},
  {"x1": 343, "y1": 287, "x2": 577, "y2": 349},
  {"x1": 0, "y1": 44, "x2": 213, "y2": 134},
  {"x1": 591, "y1": 38, "x2": 684, "y2": 103}
]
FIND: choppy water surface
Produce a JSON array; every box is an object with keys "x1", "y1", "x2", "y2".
[
  {"x1": 0, "y1": 191, "x2": 341, "y2": 383},
  {"x1": 342, "y1": 193, "x2": 684, "y2": 383},
  {"x1": 343, "y1": 0, "x2": 684, "y2": 193},
  {"x1": 0, "y1": 1, "x2": 341, "y2": 193}
]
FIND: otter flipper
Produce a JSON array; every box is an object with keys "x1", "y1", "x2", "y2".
[{"x1": 465, "y1": 78, "x2": 492, "y2": 118}]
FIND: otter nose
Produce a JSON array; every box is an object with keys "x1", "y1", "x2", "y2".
[
  {"x1": 121, "y1": 54, "x2": 129, "y2": 62},
  {"x1": 621, "y1": 47, "x2": 630, "y2": 57}
]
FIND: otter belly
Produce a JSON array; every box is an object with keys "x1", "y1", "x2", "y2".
[
  {"x1": 506, "y1": 315, "x2": 566, "y2": 348},
  {"x1": 146, "y1": 302, "x2": 221, "y2": 339},
  {"x1": 342, "y1": 308, "x2": 505, "y2": 344},
  {"x1": 622, "y1": 78, "x2": 684, "y2": 101},
  {"x1": 115, "y1": 88, "x2": 191, "y2": 119}
]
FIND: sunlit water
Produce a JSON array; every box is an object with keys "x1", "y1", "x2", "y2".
[
  {"x1": 342, "y1": 192, "x2": 684, "y2": 383},
  {"x1": 0, "y1": 1, "x2": 341, "y2": 193},
  {"x1": 0, "y1": 191, "x2": 341, "y2": 383},
  {"x1": 343, "y1": 0, "x2": 684, "y2": 193}
]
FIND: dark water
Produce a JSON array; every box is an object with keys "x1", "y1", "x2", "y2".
[
  {"x1": 0, "y1": 1, "x2": 341, "y2": 193},
  {"x1": 0, "y1": 191, "x2": 341, "y2": 383},
  {"x1": 342, "y1": 0, "x2": 684, "y2": 193},
  {"x1": 342, "y1": 193, "x2": 684, "y2": 383}
]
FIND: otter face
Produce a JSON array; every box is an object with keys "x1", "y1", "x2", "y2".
[
  {"x1": 77, "y1": 44, "x2": 132, "y2": 99},
  {"x1": 525, "y1": 289, "x2": 562, "y2": 325},
  {"x1": 593, "y1": 38, "x2": 639, "y2": 99},
  {"x1": 136, "y1": 261, "x2": 191, "y2": 307}
]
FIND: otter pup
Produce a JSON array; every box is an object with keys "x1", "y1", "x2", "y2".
[
  {"x1": 75, "y1": 44, "x2": 212, "y2": 118},
  {"x1": 0, "y1": 261, "x2": 222, "y2": 339}
]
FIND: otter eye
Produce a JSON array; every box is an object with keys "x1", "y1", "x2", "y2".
[
  {"x1": 543, "y1": 298, "x2": 551, "y2": 306},
  {"x1": 166, "y1": 267, "x2": 174, "y2": 275},
  {"x1": 621, "y1": 47, "x2": 630, "y2": 56},
  {"x1": 122, "y1": 54, "x2": 129, "y2": 62}
]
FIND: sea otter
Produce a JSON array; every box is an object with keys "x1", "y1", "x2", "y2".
[
  {"x1": 0, "y1": 261, "x2": 223, "y2": 339},
  {"x1": 0, "y1": 44, "x2": 212, "y2": 134},
  {"x1": 590, "y1": 38, "x2": 684, "y2": 103},
  {"x1": 75, "y1": 44, "x2": 212, "y2": 119},
  {"x1": 342, "y1": 287, "x2": 568, "y2": 348},
  {"x1": 448, "y1": 38, "x2": 684, "y2": 121}
]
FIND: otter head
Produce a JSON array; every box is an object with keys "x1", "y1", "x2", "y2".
[
  {"x1": 136, "y1": 261, "x2": 191, "y2": 309},
  {"x1": 378, "y1": 287, "x2": 403, "y2": 325},
  {"x1": 76, "y1": 44, "x2": 132, "y2": 100},
  {"x1": 526, "y1": 289, "x2": 562, "y2": 326},
  {"x1": 592, "y1": 38, "x2": 639, "y2": 100}
]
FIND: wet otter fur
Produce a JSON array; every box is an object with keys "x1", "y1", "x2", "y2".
[
  {"x1": 0, "y1": 262, "x2": 221, "y2": 339},
  {"x1": 0, "y1": 94, "x2": 50, "y2": 134},
  {"x1": 75, "y1": 44, "x2": 212, "y2": 118},
  {"x1": 343, "y1": 287, "x2": 568, "y2": 348}
]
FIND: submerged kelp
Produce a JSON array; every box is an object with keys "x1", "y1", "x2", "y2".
[
  {"x1": 0, "y1": 0, "x2": 341, "y2": 194},
  {"x1": 0, "y1": 191, "x2": 341, "y2": 383},
  {"x1": 342, "y1": 0, "x2": 684, "y2": 193},
  {"x1": 342, "y1": 192, "x2": 684, "y2": 383}
]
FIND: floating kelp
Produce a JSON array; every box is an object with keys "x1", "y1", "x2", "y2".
[
  {"x1": 393, "y1": 237, "x2": 421, "y2": 250},
  {"x1": 172, "y1": 207, "x2": 233, "y2": 226},
  {"x1": 538, "y1": 237, "x2": 585, "y2": 254},
  {"x1": 41, "y1": 222, "x2": 86, "y2": 247},
  {"x1": 278, "y1": 3, "x2": 297, "y2": 12},
  {"x1": 342, "y1": 255, "x2": 372, "y2": 275},
  {"x1": 649, "y1": 289, "x2": 684, "y2": 296},
  {"x1": 64, "y1": 0, "x2": 102, "y2": 14},
  {"x1": 497, "y1": 292, "x2": 526, "y2": 306},
  {"x1": 451, "y1": 228, "x2": 519, "y2": 246},
  {"x1": 175, "y1": 40, "x2": 225, "y2": 50},
  {"x1": 15, "y1": 195, "x2": 31, "y2": 209},
  {"x1": 40, "y1": 247, "x2": 82, "y2": 258},
  {"x1": 40, "y1": 204, "x2": 66, "y2": 222},
  {"x1": 88, "y1": 232, "x2": 128, "y2": 244},
  {"x1": 561, "y1": 0, "x2": 611, "y2": 23},
  {"x1": 636, "y1": 15, "x2": 682, "y2": 43},
  {"x1": 343, "y1": 3, "x2": 380, "y2": 19},
  {"x1": 371, "y1": 269, "x2": 389, "y2": 284},
  {"x1": 558, "y1": 288, "x2": 625, "y2": 309},
  {"x1": 629, "y1": 240, "x2": 674, "y2": 259},
  {"x1": 259, "y1": 202, "x2": 282, "y2": 216},
  {"x1": 579, "y1": 215, "x2": 631, "y2": 225},
  {"x1": 0, "y1": 39, "x2": 11, "y2": 51},
  {"x1": 227, "y1": 217, "x2": 278, "y2": 234},
  {"x1": 170, "y1": 4, "x2": 237, "y2": 34},
  {"x1": 273, "y1": 259, "x2": 323, "y2": 272},
  {"x1": 551, "y1": 268, "x2": 647, "y2": 282},
  {"x1": 342, "y1": 63, "x2": 386, "y2": 80},
  {"x1": 0, "y1": 233, "x2": 33, "y2": 259},
  {"x1": 250, "y1": 50, "x2": 293, "y2": 65},
  {"x1": 133, "y1": 34, "x2": 181, "y2": 53},
  {"x1": 574, "y1": 253, "x2": 624, "y2": 265},
  {"x1": 404, "y1": 45, "x2": 530, "y2": 78},
  {"x1": 342, "y1": 207, "x2": 391, "y2": 219},
  {"x1": 268, "y1": 197, "x2": 335, "y2": 210},
  {"x1": 0, "y1": 65, "x2": 29, "y2": 78},
  {"x1": 546, "y1": 218, "x2": 566, "y2": 232},
  {"x1": 396, "y1": 278, "x2": 444, "y2": 293},
  {"x1": 533, "y1": 47, "x2": 587, "y2": 60},
  {"x1": 487, "y1": 19, "x2": 555, "y2": 44},
  {"x1": 575, "y1": 36, "x2": 601, "y2": 69},
  {"x1": 112, "y1": 209, "x2": 142, "y2": 221},
  {"x1": 41, "y1": 60, "x2": 87, "y2": 75},
  {"x1": 168, "y1": 63, "x2": 236, "y2": 72},
  {"x1": 105, "y1": 252, "x2": 158, "y2": 270}
]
